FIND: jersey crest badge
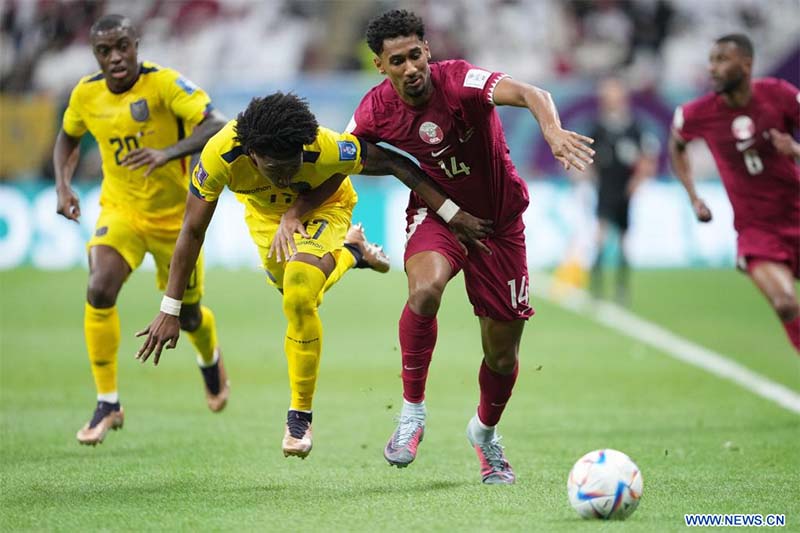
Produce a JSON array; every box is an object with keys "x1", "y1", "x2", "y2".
[
  {"x1": 129, "y1": 99, "x2": 149, "y2": 122},
  {"x1": 731, "y1": 115, "x2": 755, "y2": 141},
  {"x1": 337, "y1": 140, "x2": 357, "y2": 161},
  {"x1": 419, "y1": 121, "x2": 444, "y2": 144}
]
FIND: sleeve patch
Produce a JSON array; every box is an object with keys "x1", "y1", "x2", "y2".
[
  {"x1": 337, "y1": 140, "x2": 357, "y2": 161},
  {"x1": 463, "y1": 68, "x2": 491, "y2": 89},
  {"x1": 176, "y1": 76, "x2": 198, "y2": 95},
  {"x1": 195, "y1": 161, "x2": 208, "y2": 186}
]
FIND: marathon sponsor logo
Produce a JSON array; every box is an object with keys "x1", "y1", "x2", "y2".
[
  {"x1": 232, "y1": 186, "x2": 271, "y2": 194},
  {"x1": 296, "y1": 239, "x2": 323, "y2": 249}
]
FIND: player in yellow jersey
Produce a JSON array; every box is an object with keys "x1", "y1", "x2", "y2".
[
  {"x1": 135, "y1": 92, "x2": 492, "y2": 459},
  {"x1": 53, "y1": 15, "x2": 228, "y2": 446}
]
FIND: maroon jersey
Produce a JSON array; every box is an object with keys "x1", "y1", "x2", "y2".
[
  {"x1": 672, "y1": 77, "x2": 800, "y2": 236},
  {"x1": 349, "y1": 60, "x2": 529, "y2": 229}
]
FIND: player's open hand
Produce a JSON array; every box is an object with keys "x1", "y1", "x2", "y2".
[
  {"x1": 268, "y1": 213, "x2": 309, "y2": 263},
  {"x1": 769, "y1": 129, "x2": 800, "y2": 157},
  {"x1": 545, "y1": 127, "x2": 595, "y2": 172},
  {"x1": 449, "y1": 210, "x2": 494, "y2": 255},
  {"x1": 692, "y1": 197, "x2": 712, "y2": 222},
  {"x1": 121, "y1": 147, "x2": 169, "y2": 177},
  {"x1": 135, "y1": 313, "x2": 180, "y2": 366},
  {"x1": 56, "y1": 186, "x2": 81, "y2": 222}
]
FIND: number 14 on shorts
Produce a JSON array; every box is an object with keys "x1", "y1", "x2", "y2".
[{"x1": 507, "y1": 276, "x2": 529, "y2": 309}]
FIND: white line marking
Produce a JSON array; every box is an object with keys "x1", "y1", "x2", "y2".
[{"x1": 537, "y1": 275, "x2": 800, "y2": 415}]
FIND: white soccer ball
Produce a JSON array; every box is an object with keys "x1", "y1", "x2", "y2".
[{"x1": 567, "y1": 449, "x2": 643, "y2": 520}]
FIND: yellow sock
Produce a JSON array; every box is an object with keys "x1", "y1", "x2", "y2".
[
  {"x1": 322, "y1": 248, "x2": 355, "y2": 293},
  {"x1": 84, "y1": 303, "x2": 119, "y2": 396},
  {"x1": 282, "y1": 261, "x2": 326, "y2": 411},
  {"x1": 185, "y1": 305, "x2": 218, "y2": 366}
]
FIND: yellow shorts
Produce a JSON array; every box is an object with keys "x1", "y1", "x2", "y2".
[
  {"x1": 87, "y1": 207, "x2": 204, "y2": 304},
  {"x1": 246, "y1": 203, "x2": 352, "y2": 290}
]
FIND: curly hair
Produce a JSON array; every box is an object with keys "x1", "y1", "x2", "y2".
[
  {"x1": 234, "y1": 92, "x2": 319, "y2": 159},
  {"x1": 366, "y1": 9, "x2": 425, "y2": 55}
]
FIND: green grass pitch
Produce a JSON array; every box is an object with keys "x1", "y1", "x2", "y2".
[{"x1": 1, "y1": 268, "x2": 798, "y2": 531}]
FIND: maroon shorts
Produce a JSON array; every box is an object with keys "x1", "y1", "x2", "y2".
[
  {"x1": 404, "y1": 206, "x2": 534, "y2": 321},
  {"x1": 736, "y1": 227, "x2": 800, "y2": 279}
]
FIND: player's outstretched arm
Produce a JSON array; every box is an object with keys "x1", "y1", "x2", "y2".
[
  {"x1": 359, "y1": 142, "x2": 494, "y2": 253},
  {"x1": 492, "y1": 78, "x2": 595, "y2": 171},
  {"x1": 53, "y1": 129, "x2": 83, "y2": 222},
  {"x1": 136, "y1": 193, "x2": 218, "y2": 365},
  {"x1": 769, "y1": 128, "x2": 800, "y2": 158},
  {"x1": 121, "y1": 109, "x2": 227, "y2": 176},
  {"x1": 268, "y1": 174, "x2": 347, "y2": 263},
  {"x1": 668, "y1": 132, "x2": 711, "y2": 222}
]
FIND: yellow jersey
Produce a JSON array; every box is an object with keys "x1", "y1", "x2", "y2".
[
  {"x1": 191, "y1": 121, "x2": 362, "y2": 223},
  {"x1": 62, "y1": 61, "x2": 213, "y2": 231}
]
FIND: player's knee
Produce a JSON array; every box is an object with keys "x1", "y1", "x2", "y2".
[
  {"x1": 86, "y1": 280, "x2": 119, "y2": 308},
  {"x1": 179, "y1": 305, "x2": 202, "y2": 332},
  {"x1": 408, "y1": 281, "x2": 445, "y2": 315},
  {"x1": 487, "y1": 352, "x2": 518, "y2": 374},
  {"x1": 772, "y1": 294, "x2": 799, "y2": 322},
  {"x1": 282, "y1": 285, "x2": 317, "y2": 323}
]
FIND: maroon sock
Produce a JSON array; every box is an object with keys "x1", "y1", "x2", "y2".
[
  {"x1": 477, "y1": 360, "x2": 519, "y2": 427},
  {"x1": 398, "y1": 303, "x2": 437, "y2": 403},
  {"x1": 782, "y1": 316, "x2": 800, "y2": 354}
]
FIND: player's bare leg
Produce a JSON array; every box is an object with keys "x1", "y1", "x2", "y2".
[
  {"x1": 465, "y1": 317, "x2": 524, "y2": 484},
  {"x1": 749, "y1": 260, "x2": 800, "y2": 353},
  {"x1": 385, "y1": 251, "x2": 451, "y2": 467},
  {"x1": 77, "y1": 245, "x2": 129, "y2": 445}
]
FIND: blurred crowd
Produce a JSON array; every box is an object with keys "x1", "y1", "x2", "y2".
[{"x1": 0, "y1": 0, "x2": 798, "y2": 180}]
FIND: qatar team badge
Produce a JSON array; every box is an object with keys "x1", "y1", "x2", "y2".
[
  {"x1": 419, "y1": 121, "x2": 444, "y2": 145},
  {"x1": 731, "y1": 115, "x2": 755, "y2": 140},
  {"x1": 129, "y1": 99, "x2": 150, "y2": 122}
]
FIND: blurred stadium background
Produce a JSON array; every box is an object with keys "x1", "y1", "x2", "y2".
[
  {"x1": 1, "y1": 1, "x2": 799, "y2": 530},
  {"x1": 1, "y1": 0, "x2": 798, "y2": 271}
]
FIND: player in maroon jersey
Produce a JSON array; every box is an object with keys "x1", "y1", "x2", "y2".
[
  {"x1": 669, "y1": 33, "x2": 800, "y2": 353},
  {"x1": 348, "y1": 9, "x2": 595, "y2": 484}
]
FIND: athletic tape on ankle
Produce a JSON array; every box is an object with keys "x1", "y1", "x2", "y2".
[
  {"x1": 160, "y1": 295, "x2": 182, "y2": 316},
  {"x1": 436, "y1": 199, "x2": 460, "y2": 223}
]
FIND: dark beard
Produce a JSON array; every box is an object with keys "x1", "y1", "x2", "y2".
[{"x1": 715, "y1": 72, "x2": 745, "y2": 94}]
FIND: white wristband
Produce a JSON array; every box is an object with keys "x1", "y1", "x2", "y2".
[
  {"x1": 436, "y1": 198, "x2": 460, "y2": 223},
  {"x1": 160, "y1": 295, "x2": 182, "y2": 316}
]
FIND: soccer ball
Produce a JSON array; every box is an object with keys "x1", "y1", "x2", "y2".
[{"x1": 567, "y1": 449, "x2": 643, "y2": 520}]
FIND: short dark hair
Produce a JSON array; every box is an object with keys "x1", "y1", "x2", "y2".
[
  {"x1": 366, "y1": 9, "x2": 425, "y2": 55},
  {"x1": 234, "y1": 92, "x2": 318, "y2": 159},
  {"x1": 716, "y1": 33, "x2": 754, "y2": 58},
  {"x1": 90, "y1": 14, "x2": 136, "y2": 37}
]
